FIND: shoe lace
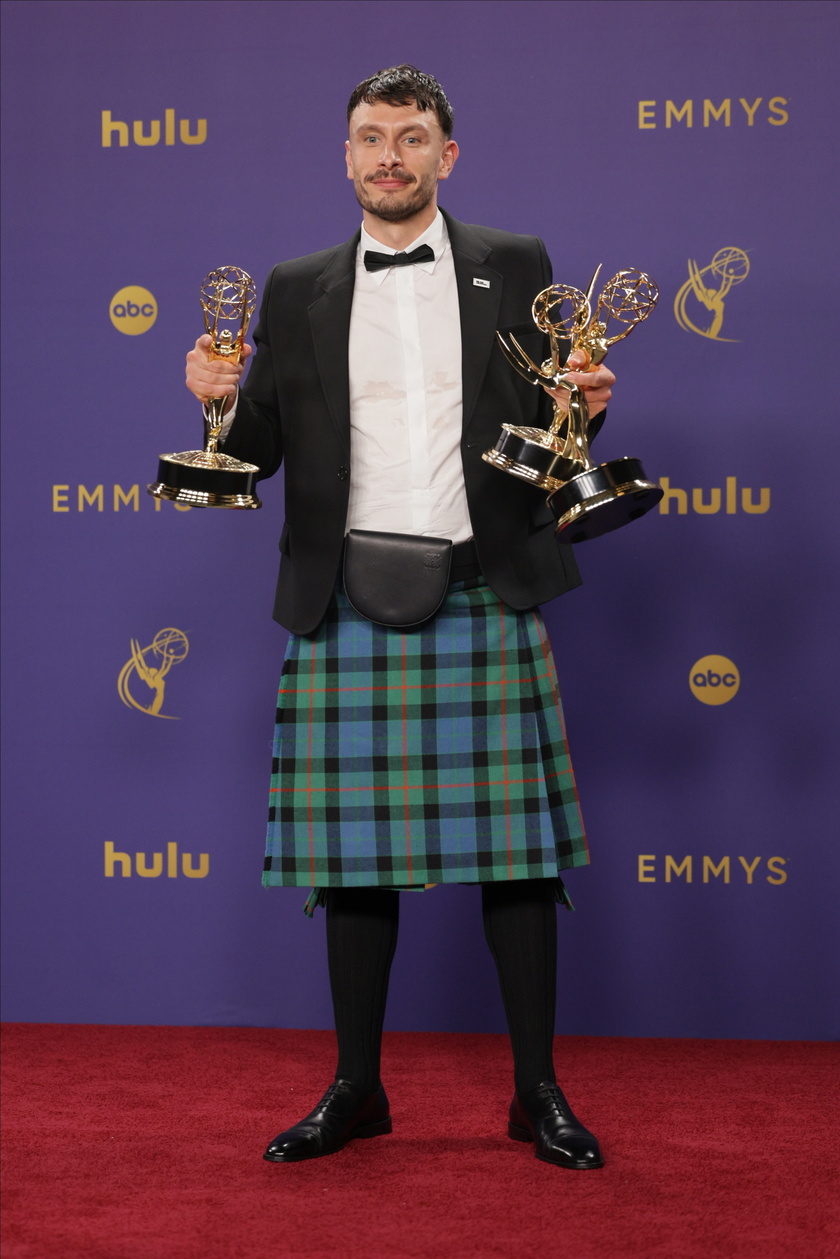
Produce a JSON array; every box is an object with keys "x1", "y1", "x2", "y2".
[
  {"x1": 535, "y1": 1083, "x2": 569, "y2": 1115},
  {"x1": 319, "y1": 1079, "x2": 370, "y2": 1107}
]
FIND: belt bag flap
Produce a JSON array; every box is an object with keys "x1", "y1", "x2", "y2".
[{"x1": 343, "y1": 530, "x2": 453, "y2": 628}]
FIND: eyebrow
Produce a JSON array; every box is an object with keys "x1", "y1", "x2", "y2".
[{"x1": 356, "y1": 122, "x2": 431, "y2": 136}]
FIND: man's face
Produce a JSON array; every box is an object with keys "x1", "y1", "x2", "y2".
[{"x1": 345, "y1": 101, "x2": 458, "y2": 223}]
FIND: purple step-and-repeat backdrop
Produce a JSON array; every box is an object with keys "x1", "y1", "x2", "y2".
[{"x1": 2, "y1": 0, "x2": 837, "y2": 1039}]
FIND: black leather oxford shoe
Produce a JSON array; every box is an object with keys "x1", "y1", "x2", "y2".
[
  {"x1": 509, "y1": 1082, "x2": 604, "y2": 1169},
  {"x1": 263, "y1": 1079, "x2": 392, "y2": 1162}
]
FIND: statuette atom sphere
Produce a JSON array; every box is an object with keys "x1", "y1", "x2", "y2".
[
  {"x1": 532, "y1": 284, "x2": 590, "y2": 340},
  {"x1": 595, "y1": 269, "x2": 659, "y2": 328}
]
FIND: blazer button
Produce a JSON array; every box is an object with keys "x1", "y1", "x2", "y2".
[{"x1": 337, "y1": 466, "x2": 349, "y2": 480}]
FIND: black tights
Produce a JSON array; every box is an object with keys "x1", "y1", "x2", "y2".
[
  {"x1": 326, "y1": 887, "x2": 400, "y2": 1096},
  {"x1": 325, "y1": 880, "x2": 558, "y2": 1095}
]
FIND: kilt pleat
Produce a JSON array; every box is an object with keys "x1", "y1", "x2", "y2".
[{"x1": 262, "y1": 579, "x2": 589, "y2": 891}]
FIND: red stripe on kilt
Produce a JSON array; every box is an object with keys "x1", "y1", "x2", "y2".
[
  {"x1": 270, "y1": 768, "x2": 574, "y2": 795},
  {"x1": 277, "y1": 671, "x2": 554, "y2": 696},
  {"x1": 307, "y1": 639, "x2": 317, "y2": 883},
  {"x1": 499, "y1": 602, "x2": 514, "y2": 879},
  {"x1": 401, "y1": 634, "x2": 413, "y2": 882}
]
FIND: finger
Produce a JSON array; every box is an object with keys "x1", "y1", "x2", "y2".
[
  {"x1": 188, "y1": 357, "x2": 243, "y2": 380},
  {"x1": 188, "y1": 336, "x2": 251, "y2": 366},
  {"x1": 577, "y1": 382, "x2": 612, "y2": 401},
  {"x1": 549, "y1": 382, "x2": 614, "y2": 402},
  {"x1": 202, "y1": 381, "x2": 238, "y2": 396},
  {"x1": 582, "y1": 392, "x2": 611, "y2": 409},
  {"x1": 205, "y1": 357, "x2": 243, "y2": 375},
  {"x1": 565, "y1": 368, "x2": 615, "y2": 391},
  {"x1": 186, "y1": 374, "x2": 240, "y2": 397},
  {"x1": 189, "y1": 375, "x2": 239, "y2": 396},
  {"x1": 565, "y1": 349, "x2": 590, "y2": 370},
  {"x1": 186, "y1": 341, "x2": 213, "y2": 369},
  {"x1": 554, "y1": 382, "x2": 612, "y2": 406},
  {"x1": 542, "y1": 388, "x2": 571, "y2": 413},
  {"x1": 578, "y1": 365, "x2": 615, "y2": 386},
  {"x1": 192, "y1": 334, "x2": 214, "y2": 360},
  {"x1": 186, "y1": 362, "x2": 242, "y2": 391}
]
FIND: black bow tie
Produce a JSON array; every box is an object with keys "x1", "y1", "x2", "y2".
[{"x1": 364, "y1": 244, "x2": 435, "y2": 273}]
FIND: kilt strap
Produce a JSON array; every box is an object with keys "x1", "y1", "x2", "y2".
[{"x1": 450, "y1": 537, "x2": 481, "y2": 583}]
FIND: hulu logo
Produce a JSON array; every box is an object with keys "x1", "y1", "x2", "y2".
[
  {"x1": 104, "y1": 841, "x2": 208, "y2": 879},
  {"x1": 101, "y1": 109, "x2": 206, "y2": 147},
  {"x1": 659, "y1": 476, "x2": 770, "y2": 515}
]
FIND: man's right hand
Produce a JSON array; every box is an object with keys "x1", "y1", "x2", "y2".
[{"x1": 185, "y1": 334, "x2": 252, "y2": 412}]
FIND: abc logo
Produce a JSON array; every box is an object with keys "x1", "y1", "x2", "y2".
[
  {"x1": 110, "y1": 286, "x2": 157, "y2": 335},
  {"x1": 689, "y1": 655, "x2": 740, "y2": 705}
]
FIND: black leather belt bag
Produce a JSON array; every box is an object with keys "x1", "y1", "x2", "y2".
[{"x1": 343, "y1": 530, "x2": 478, "y2": 628}]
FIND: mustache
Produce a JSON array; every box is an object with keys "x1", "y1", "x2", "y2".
[{"x1": 366, "y1": 171, "x2": 414, "y2": 185}]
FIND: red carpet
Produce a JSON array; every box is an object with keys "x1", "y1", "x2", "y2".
[{"x1": 1, "y1": 1025, "x2": 837, "y2": 1258}]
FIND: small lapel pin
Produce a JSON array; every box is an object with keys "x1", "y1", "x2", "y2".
[{"x1": 473, "y1": 277, "x2": 490, "y2": 289}]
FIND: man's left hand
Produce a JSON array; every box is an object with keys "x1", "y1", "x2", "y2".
[{"x1": 543, "y1": 349, "x2": 615, "y2": 419}]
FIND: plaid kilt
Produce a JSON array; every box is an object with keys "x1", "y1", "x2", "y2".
[{"x1": 262, "y1": 578, "x2": 588, "y2": 893}]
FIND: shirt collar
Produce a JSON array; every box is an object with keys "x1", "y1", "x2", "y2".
[{"x1": 358, "y1": 210, "x2": 448, "y2": 285}]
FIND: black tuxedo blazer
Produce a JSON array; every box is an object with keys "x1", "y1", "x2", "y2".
[{"x1": 224, "y1": 210, "x2": 601, "y2": 634}]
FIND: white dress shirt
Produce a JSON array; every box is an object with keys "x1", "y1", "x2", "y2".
[
  {"x1": 345, "y1": 211, "x2": 470, "y2": 541},
  {"x1": 222, "y1": 210, "x2": 471, "y2": 543}
]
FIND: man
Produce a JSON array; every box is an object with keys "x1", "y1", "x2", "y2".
[{"x1": 185, "y1": 65, "x2": 614, "y2": 1170}]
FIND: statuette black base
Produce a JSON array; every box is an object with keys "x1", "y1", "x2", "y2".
[
  {"x1": 148, "y1": 450, "x2": 261, "y2": 510},
  {"x1": 482, "y1": 425, "x2": 573, "y2": 492},
  {"x1": 548, "y1": 457, "x2": 663, "y2": 542}
]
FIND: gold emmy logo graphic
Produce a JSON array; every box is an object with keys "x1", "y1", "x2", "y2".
[
  {"x1": 674, "y1": 248, "x2": 749, "y2": 341},
  {"x1": 118, "y1": 628, "x2": 189, "y2": 719},
  {"x1": 110, "y1": 286, "x2": 157, "y2": 335},
  {"x1": 689, "y1": 655, "x2": 740, "y2": 705}
]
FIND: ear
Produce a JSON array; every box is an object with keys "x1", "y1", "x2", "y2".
[
  {"x1": 437, "y1": 139, "x2": 459, "y2": 182},
  {"x1": 345, "y1": 139, "x2": 354, "y2": 181}
]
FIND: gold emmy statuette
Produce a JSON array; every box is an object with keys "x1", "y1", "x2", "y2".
[
  {"x1": 483, "y1": 267, "x2": 663, "y2": 541},
  {"x1": 148, "y1": 266, "x2": 261, "y2": 509}
]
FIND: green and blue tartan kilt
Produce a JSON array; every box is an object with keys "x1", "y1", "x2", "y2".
[{"x1": 262, "y1": 579, "x2": 589, "y2": 898}]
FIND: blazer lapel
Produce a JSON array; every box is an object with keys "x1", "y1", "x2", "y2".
[
  {"x1": 308, "y1": 232, "x2": 359, "y2": 457},
  {"x1": 442, "y1": 211, "x2": 503, "y2": 434}
]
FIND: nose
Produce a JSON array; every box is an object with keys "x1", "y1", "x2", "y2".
[{"x1": 378, "y1": 143, "x2": 401, "y2": 167}]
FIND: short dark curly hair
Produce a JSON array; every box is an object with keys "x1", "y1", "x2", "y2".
[{"x1": 347, "y1": 64, "x2": 454, "y2": 138}]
